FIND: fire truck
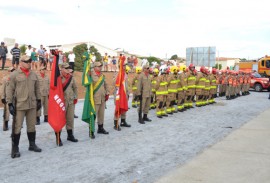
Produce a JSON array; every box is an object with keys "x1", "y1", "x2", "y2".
[{"x1": 235, "y1": 55, "x2": 270, "y2": 77}]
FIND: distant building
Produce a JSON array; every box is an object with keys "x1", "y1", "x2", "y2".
[{"x1": 216, "y1": 57, "x2": 241, "y2": 70}]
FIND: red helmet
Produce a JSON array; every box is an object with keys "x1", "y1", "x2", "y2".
[
  {"x1": 189, "y1": 63, "x2": 195, "y2": 69},
  {"x1": 212, "y1": 68, "x2": 217, "y2": 74},
  {"x1": 165, "y1": 66, "x2": 170, "y2": 74},
  {"x1": 200, "y1": 66, "x2": 205, "y2": 73}
]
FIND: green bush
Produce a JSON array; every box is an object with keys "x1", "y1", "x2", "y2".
[
  {"x1": 139, "y1": 56, "x2": 161, "y2": 65},
  {"x1": 72, "y1": 44, "x2": 102, "y2": 72},
  {"x1": 20, "y1": 44, "x2": 27, "y2": 55}
]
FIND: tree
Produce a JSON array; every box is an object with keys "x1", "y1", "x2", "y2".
[
  {"x1": 139, "y1": 56, "x2": 161, "y2": 65},
  {"x1": 20, "y1": 44, "x2": 27, "y2": 55},
  {"x1": 72, "y1": 44, "x2": 102, "y2": 72},
  {"x1": 218, "y1": 64, "x2": 222, "y2": 70},
  {"x1": 73, "y1": 43, "x2": 88, "y2": 72},
  {"x1": 89, "y1": 46, "x2": 102, "y2": 61},
  {"x1": 170, "y1": 54, "x2": 178, "y2": 60}
]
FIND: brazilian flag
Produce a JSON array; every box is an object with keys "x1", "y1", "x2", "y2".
[{"x1": 81, "y1": 51, "x2": 96, "y2": 137}]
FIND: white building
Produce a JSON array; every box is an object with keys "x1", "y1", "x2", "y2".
[{"x1": 215, "y1": 57, "x2": 241, "y2": 70}]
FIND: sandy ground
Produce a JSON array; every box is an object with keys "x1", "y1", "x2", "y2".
[{"x1": 0, "y1": 91, "x2": 270, "y2": 183}]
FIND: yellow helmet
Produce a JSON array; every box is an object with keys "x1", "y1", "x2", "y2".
[
  {"x1": 153, "y1": 68, "x2": 159, "y2": 74},
  {"x1": 136, "y1": 66, "x2": 142, "y2": 74},
  {"x1": 180, "y1": 65, "x2": 187, "y2": 72},
  {"x1": 170, "y1": 66, "x2": 178, "y2": 73},
  {"x1": 126, "y1": 65, "x2": 130, "y2": 73}
]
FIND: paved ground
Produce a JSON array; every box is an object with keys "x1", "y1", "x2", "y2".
[
  {"x1": 156, "y1": 106, "x2": 270, "y2": 183},
  {"x1": 0, "y1": 91, "x2": 269, "y2": 183}
]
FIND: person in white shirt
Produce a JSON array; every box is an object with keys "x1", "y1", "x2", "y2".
[
  {"x1": 25, "y1": 45, "x2": 32, "y2": 57},
  {"x1": 169, "y1": 60, "x2": 177, "y2": 66},
  {"x1": 91, "y1": 52, "x2": 96, "y2": 63},
  {"x1": 141, "y1": 58, "x2": 148, "y2": 67},
  {"x1": 68, "y1": 51, "x2": 75, "y2": 71}
]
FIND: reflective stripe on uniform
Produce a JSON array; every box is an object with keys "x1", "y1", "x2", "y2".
[
  {"x1": 168, "y1": 89, "x2": 177, "y2": 93},
  {"x1": 160, "y1": 82, "x2": 168, "y2": 86},
  {"x1": 156, "y1": 91, "x2": 168, "y2": 95}
]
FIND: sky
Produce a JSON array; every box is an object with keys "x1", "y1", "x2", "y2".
[{"x1": 1, "y1": 0, "x2": 270, "y2": 59}]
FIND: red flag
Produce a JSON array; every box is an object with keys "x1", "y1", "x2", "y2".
[
  {"x1": 115, "y1": 56, "x2": 128, "y2": 118},
  {"x1": 48, "y1": 51, "x2": 66, "y2": 132}
]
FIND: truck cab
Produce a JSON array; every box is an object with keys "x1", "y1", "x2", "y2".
[
  {"x1": 250, "y1": 72, "x2": 270, "y2": 92},
  {"x1": 258, "y1": 55, "x2": 270, "y2": 77}
]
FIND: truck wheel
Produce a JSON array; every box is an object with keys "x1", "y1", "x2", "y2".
[{"x1": 254, "y1": 83, "x2": 263, "y2": 92}]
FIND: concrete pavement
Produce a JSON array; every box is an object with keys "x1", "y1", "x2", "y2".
[{"x1": 156, "y1": 108, "x2": 270, "y2": 183}]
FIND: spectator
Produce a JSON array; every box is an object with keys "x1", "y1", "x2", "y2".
[
  {"x1": 0, "y1": 42, "x2": 8, "y2": 70},
  {"x1": 108, "y1": 55, "x2": 112, "y2": 71},
  {"x1": 38, "y1": 45, "x2": 45, "y2": 67},
  {"x1": 103, "y1": 53, "x2": 109, "y2": 72},
  {"x1": 111, "y1": 56, "x2": 117, "y2": 72},
  {"x1": 91, "y1": 52, "x2": 96, "y2": 63},
  {"x1": 58, "y1": 49, "x2": 64, "y2": 65},
  {"x1": 10, "y1": 43, "x2": 21, "y2": 69},
  {"x1": 128, "y1": 57, "x2": 134, "y2": 73},
  {"x1": 43, "y1": 48, "x2": 48, "y2": 68},
  {"x1": 25, "y1": 45, "x2": 32, "y2": 57},
  {"x1": 141, "y1": 58, "x2": 149, "y2": 68},
  {"x1": 68, "y1": 51, "x2": 75, "y2": 71},
  {"x1": 48, "y1": 50, "x2": 54, "y2": 70},
  {"x1": 31, "y1": 48, "x2": 38, "y2": 70}
]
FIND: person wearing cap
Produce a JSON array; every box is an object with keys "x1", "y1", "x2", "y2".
[
  {"x1": 36, "y1": 66, "x2": 50, "y2": 125},
  {"x1": 137, "y1": 64, "x2": 152, "y2": 123},
  {"x1": 10, "y1": 43, "x2": 21, "y2": 69},
  {"x1": 0, "y1": 42, "x2": 8, "y2": 70},
  {"x1": 90, "y1": 61, "x2": 110, "y2": 137},
  {"x1": 58, "y1": 62, "x2": 78, "y2": 145},
  {"x1": 0, "y1": 67, "x2": 15, "y2": 131},
  {"x1": 6, "y1": 55, "x2": 42, "y2": 158}
]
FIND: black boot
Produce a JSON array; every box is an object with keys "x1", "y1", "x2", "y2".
[
  {"x1": 44, "y1": 115, "x2": 48, "y2": 122},
  {"x1": 138, "y1": 113, "x2": 145, "y2": 124},
  {"x1": 74, "y1": 114, "x2": 78, "y2": 118},
  {"x1": 114, "y1": 120, "x2": 121, "y2": 131},
  {"x1": 11, "y1": 133, "x2": 21, "y2": 158},
  {"x1": 97, "y1": 124, "x2": 109, "y2": 134},
  {"x1": 120, "y1": 119, "x2": 131, "y2": 127},
  {"x1": 55, "y1": 132, "x2": 63, "y2": 146},
  {"x1": 143, "y1": 114, "x2": 152, "y2": 122},
  {"x1": 90, "y1": 131, "x2": 95, "y2": 139},
  {"x1": 36, "y1": 117, "x2": 40, "y2": 125},
  {"x1": 27, "y1": 132, "x2": 42, "y2": 152},
  {"x1": 3, "y1": 121, "x2": 9, "y2": 131},
  {"x1": 67, "y1": 129, "x2": 78, "y2": 142}
]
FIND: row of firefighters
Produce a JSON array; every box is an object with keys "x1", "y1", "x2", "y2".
[{"x1": 129, "y1": 64, "x2": 251, "y2": 118}]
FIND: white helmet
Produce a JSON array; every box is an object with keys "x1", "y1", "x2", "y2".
[{"x1": 160, "y1": 66, "x2": 168, "y2": 74}]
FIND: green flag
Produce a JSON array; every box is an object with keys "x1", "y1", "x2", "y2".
[{"x1": 81, "y1": 54, "x2": 96, "y2": 136}]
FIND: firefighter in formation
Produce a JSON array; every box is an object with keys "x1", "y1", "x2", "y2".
[{"x1": 131, "y1": 63, "x2": 252, "y2": 121}]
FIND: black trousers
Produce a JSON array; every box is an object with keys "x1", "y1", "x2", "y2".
[
  {"x1": 69, "y1": 62, "x2": 75, "y2": 71},
  {"x1": 1, "y1": 56, "x2": 6, "y2": 69}
]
